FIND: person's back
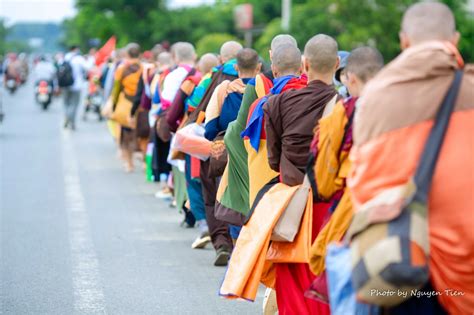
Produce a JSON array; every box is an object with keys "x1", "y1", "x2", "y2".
[
  {"x1": 264, "y1": 35, "x2": 339, "y2": 186},
  {"x1": 34, "y1": 59, "x2": 56, "y2": 83},
  {"x1": 6, "y1": 59, "x2": 21, "y2": 79},
  {"x1": 64, "y1": 50, "x2": 86, "y2": 91},
  {"x1": 204, "y1": 48, "x2": 261, "y2": 141},
  {"x1": 348, "y1": 3, "x2": 474, "y2": 314}
]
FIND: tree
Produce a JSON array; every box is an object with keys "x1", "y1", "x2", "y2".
[
  {"x1": 62, "y1": 0, "x2": 473, "y2": 62},
  {"x1": 0, "y1": 19, "x2": 8, "y2": 55},
  {"x1": 196, "y1": 33, "x2": 241, "y2": 56},
  {"x1": 288, "y1": 0, "x2": 473, "y2": 62}
]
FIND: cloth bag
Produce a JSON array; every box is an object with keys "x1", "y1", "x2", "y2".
[
  {"x1": 155, "y1": 108, "x2": 172, "y2": 142},
  {"x1": 347, "y1": 70, "x2": 463, "y2": 306},
  {"x1": 266, "y1": 185, "x2": 313, "y2": 263},
  {"x1": 111, "y1": 92, "x2": 133, "y2": 128},
  {"x1": 174, "y1": 123, "x2": 211, "y2": 160},
  {"x1": 136, "y1": 108, "x2": 150, "y2": 138},
  {"x1": 208, "y1": 137, "x2": 228, "y2": 178},
  {"x1": 271, "y1": 176, "x2": 311, "y2": 242}
]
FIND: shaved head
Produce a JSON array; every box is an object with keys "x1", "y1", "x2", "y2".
[
  {"x1": 152, "y1": 44, "x2": 165, "y2": 60},
  {"x1": 402, "y1": 2, "x2": 456, "y2": 43},
  {"x1": 174, "y1": 42, "x2": 196, "y2": 63},
  {"x1": 126, "y1": 42, "x2": 140, "y2": 58},
  {"x1": 198, "y1": 53, "x2": 219, "y2": 74},
  {"x1": 346, "y1": 47, "x2": 384, "y2": 83},
  {"x1": 272, "y1": 44, "x2": 302, "y2": 76},
  {"x1": 236, "y1": 48, "x2": 260, "y2": 72},
  {"x1": 220, "y1": 41, "x2": 243, "y2": 62},
  {"x1": 304, "y1": 34, "x2": 338, "y2": 74},
  {"x1": 271, "y1": 34, "x2": 298, "y2": 51},
  {"x1": 157, "y1": 52, "x2": 173, "y2": 67}
]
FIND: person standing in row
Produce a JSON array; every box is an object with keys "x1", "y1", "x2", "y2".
[{"x1": 111, "y1": 43, "x2": 143, "y2": 172}]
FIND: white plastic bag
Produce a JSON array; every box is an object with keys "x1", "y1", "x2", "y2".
[{"x1": 174, "y1": 123, "x2": 211, "y2": 161}]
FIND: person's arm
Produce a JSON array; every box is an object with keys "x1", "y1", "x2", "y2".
[
  {"x1": 263, "y1": 96, "x2": 282, "y2": 172},
  {"x1": 131, "y1": 76, "x2": 144, "y2": 116},
  {"x1": 204, "y1": 82, "x2": 226, "y2": 140}
]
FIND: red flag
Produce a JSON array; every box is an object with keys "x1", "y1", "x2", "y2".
[{"x1": 95, "y1": 36, "x2": 116, "y2": 66}]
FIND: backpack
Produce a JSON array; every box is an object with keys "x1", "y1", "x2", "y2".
[{"x1": 57, "y1": 61, "x2": 74, "y2": 87}]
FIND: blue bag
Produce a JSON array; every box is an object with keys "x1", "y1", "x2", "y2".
[{"x1": 326, "y1": 243, "x2": 380, "y2": 315}]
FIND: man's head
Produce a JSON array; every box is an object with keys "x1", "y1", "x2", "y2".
[
  {"x1": 126, "y1": 43, "x2": 141, "y2": 59},
  {"x1": 198, "y1": 53, "x2": 219, "y2": 75},
  {"x1": 69, "y1": 45, "x2": 79, "y2": 53},
  {"x1": 271, "y1": 44, "x2": 302, "y2": 78},
  {"x1": 303, "y1": 34, "x2": 338, "y2": 82},
  {"x1": 152, "y1": 44, "x2": 165, "y2": 61},
  {"x1": 344, "y1": 46, "x2": 384, "y2": 97},
  {"x1": 157, "y1": 52, "x2": 174, "y2": 70},
  {"x1": 173, "y1": 42, "x2": 196, "y2": 64},
  {"x1": 142, "y1": 50, "x2": 153, "y2": 62},
  {"x1": 270, "y1": 34, "x2": 298, "y2": 61},
  {"x1": 400, "y1": 2, "x2": 459, "y2": 49},
  {"x1": 235, "y1": 48, "x2": 261, "y2": 78},
  {"x1": 219, "y1": 41, "x2": 243, "y2": 63}
]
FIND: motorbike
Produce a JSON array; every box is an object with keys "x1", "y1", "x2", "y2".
[
  {"x1": 83, "y1": 90, "x2": 104, "y2": 121},
  {"x1": 83, "y1": 75, "x2": 103, "y2": 121},
  {"x1": 5, "y1": 77, "x2": 18, "y2": 94},
  {"x1": 35, "y1": 80, "x2": 53, "y2": 110}
]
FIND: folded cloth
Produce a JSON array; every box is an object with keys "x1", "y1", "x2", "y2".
[
  {"x1": 219, "y1": 183, "x2": 299, "y2": 301},
  {"x1": 174, "y1": 123, "x2": 211, "y2": 160}
]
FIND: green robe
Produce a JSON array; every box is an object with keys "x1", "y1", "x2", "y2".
[{"x1": 220, "y1": 84, "x2": 258, "y2": 214}]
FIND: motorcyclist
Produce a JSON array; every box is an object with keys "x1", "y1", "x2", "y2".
[
  {"x1": 33, "y1": 55, "x2": 57, "y2": 91},
  {"x1": 4, "y1": 53, "x2": 22, "y2": 86}
]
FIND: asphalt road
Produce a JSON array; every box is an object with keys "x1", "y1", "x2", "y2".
[{"x1": 0, "y1": 80, "x2": 262, "y2": 315}]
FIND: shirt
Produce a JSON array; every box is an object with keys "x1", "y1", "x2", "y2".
[
  {"x1": 65, "y1": 52, "x2": 87, "y2": 91},
  {"x1": 33, "y1": 61, "x2": 56, "y2": 82}
]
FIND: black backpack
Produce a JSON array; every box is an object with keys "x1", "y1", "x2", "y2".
[{"x1": 57, "y1": 61, "x2": 74, "y2": 87}]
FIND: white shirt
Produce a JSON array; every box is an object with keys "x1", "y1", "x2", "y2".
[
  {"x1": 33, "y1": 61, "x2": 56, "y2": 82},
  {"x1": 160, "y1": 65, "x2": 191, "y2": 102},
  {"x1": 65, "y1": 52, "x2": 88, "y2": 91}
]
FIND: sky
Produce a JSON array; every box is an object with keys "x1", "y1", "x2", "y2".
[{"x1": 0, "y1": 0, "x2": 215, "y2": 26}]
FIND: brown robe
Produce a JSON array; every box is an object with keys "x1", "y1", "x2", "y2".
[
  {"x1": 263, "y1": 80, "x2": 338, "y2": 186},
  {"x1": 187, "y1": 65, "x2": 238, "y2": 251}
]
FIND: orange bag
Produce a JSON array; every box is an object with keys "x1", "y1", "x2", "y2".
[{"x1": 266, "y1": 189, "x2": 313, "y2": 263}]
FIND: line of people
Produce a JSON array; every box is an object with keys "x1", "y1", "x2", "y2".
[{"x1": 101, "y1": 2, "x2": 472, "y2": 314}]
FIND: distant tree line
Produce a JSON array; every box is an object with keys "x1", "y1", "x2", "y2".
[{"x1": 61, "y1": 0, "x2": 473, "y2": 62}]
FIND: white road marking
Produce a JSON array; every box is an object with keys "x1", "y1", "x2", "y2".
[{"x1": 62, "y1": 132, "x2": 106, "y2": 314}]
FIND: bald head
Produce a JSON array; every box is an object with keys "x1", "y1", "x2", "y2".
[
  {"x1": 271, "y1": 44, "x2": 302, "y2": 77},
  {"x1": 304, "y1": 34, "x2": 338, "y2": 74},
  {"x1": 157, "y1": 52, "x2": 173, "y2": 67},
  {"x1": 402, "y1": 2, "x2": 456, "y2": 44},
  {"x1": 198, "y1": 53, "x2": 219, "y2": 74},
  {"x1": 346, "y1": 47, "x2": 384, "y2": 83},
  {"x1": 271, "y1": 34, "x2": 298, "y2": 51},
  {"x1": 174, "y1": 42, "x2": 196, "y2": 63},
  {"x1": 152, "y1": 44, "x2": 165, "y2": 60},
  {"x1": 126, "y1": 42, "x2": 140, "y2": 58},
  {"x1": 220, "y1": 41, "x2": 243, "y2": 63},
  {"x1": 236, "y1": 48, "x2": 260, "y2": 72}
]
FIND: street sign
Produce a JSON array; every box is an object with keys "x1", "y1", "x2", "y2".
[{"x1": 234, "y1": 4, "x2": 253, "y2": 30}]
